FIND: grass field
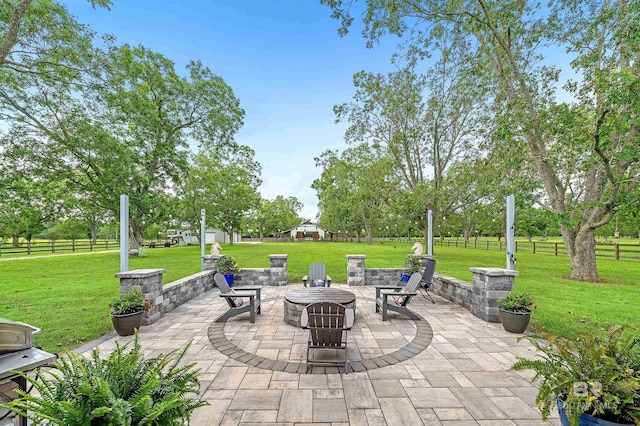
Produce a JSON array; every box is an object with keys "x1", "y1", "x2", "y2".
[{"x1": 2, "y1": 241, "x2": 638, "y2": 353}]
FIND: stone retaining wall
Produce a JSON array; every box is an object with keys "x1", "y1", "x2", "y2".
[
  {"x1": 232, "y1": 269, "x2": 270, "y2": 286},
  {"x1": 163, "y1": 271, "x2": 216, "y2": 313},
  {"x1": 431, "y1": 274, "x2": 473, "y2": 309},
  {"x1": 346, "y1": 253, "x2": 518, "y2": 323},
  {"x1": 116, "y1": 253, "x2": 289, "y2": 325},
  {"x1": 364, "y1": 268, "x2": 407, "y2": 287}
]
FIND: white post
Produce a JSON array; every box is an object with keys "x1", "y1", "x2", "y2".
[
  {"x1": 506, "y1": 195, "x2": 516, "y2": 270},
  {"x1": 119, "y1": 195, "x2": 129, "y2": 272},
  {"x1": 427, "y1": 209, "x2": 433, "y2": 257},
  {"x1": 200, "y1": 209, "x2": 206, "y2": 271}
]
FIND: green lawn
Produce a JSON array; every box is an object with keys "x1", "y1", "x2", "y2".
[{"x1": 2, "y1": 242, "x2": 638, "y2": 353}]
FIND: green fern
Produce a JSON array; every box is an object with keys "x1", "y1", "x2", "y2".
[
  {"x1": 1, "y1": 333, "x2": 208, "y2": 425},
  {"x1": 512, "y1": 326, "x2": 640, "y2": 425}
]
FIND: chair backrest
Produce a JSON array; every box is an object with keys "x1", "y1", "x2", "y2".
[
  {"x1": 214, "y1": 273, "x2": 236, "y2": 309},
  {"x1": 305, "y1": 302, "x2": 346, "y2": 347},
  {"x1": 396, "y1": 272, "x2": 423, "y2": 307},
  {"x1": 420, "y1": 258, "x2": 436, "y2": 287},
  {"x1": 308, "y1": 262, "x2": 327, "y2": 286}
]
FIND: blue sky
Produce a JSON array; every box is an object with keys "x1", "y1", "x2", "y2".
[{"x1": 66, "y1": 0, "x2": 400, "y2": 219}]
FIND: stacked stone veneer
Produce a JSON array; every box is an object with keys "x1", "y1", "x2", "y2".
[
  {"x1": 365, "y1": 268, "x2": 409, "y2": 286},
  {"x1": 116, "y1": 254, "x2": 289, "y2": 325},
  {"x1": 431, "y1": 274, "x2": 472, "y2": 309},
  {"x1": 346, "y1": 254, "x2": 517, "y2": 323},
  {"x1": 469, "y1": 267, "x2": 519, "y2": 322},
  {"x1": 115, "y1": 268, "x2": 216, "y2": 326}
]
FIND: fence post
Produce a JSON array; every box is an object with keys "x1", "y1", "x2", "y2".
[
  {"x1": 464, "y1": 240, "x2": 467, "y2": 248},
  {"x1": 515, "y1": 241, "x2": 518, "y2": 253},
  {"x1": 89, "y1": 239, "x2": 93, "y2": 251},
  {"x1": 533, "y1": 242, "x2": 536, "y2": 254},
  {"x1": 486, "y1": 241, "x2": 489, "y2": 250},
  {"x1": 499, "y1": 240, "x2": 502, "y2": 251},
  {"x1": 555, "y1": 242, "x2": 558, "y2": 256},
  {"x1": 105, "y1": 240, "x2": 109, "y2": 250},
  {"x1": 615, "y1": 244, "x2": 619, "y2": 261},
  {"x1": 72, "y1": 239, "x2": 75, "y2": 252},
  {"x1": 51, "y1": 240, "x2": 55, "y2": 253},
  {"x1": 27, "y1": 241, "x2": 31, "y2": 255}
]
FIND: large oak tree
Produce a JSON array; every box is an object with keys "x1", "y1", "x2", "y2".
[{"x1": 322, "y1": 0, "x2": 640, "y2": 280}]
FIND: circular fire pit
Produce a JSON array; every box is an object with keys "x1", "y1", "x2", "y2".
[{"x1": 284, "y1": 287, "x2": 356, "y2": 327}]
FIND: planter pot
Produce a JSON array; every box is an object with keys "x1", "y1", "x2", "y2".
[
  {"x1": 557, "y1": 395, "x2": 634, "y2": 426},
  {"x1": 498, "y1": 309, "x2": 531, "y2": 333},
  {"x1": 111, "y1": 311, "x2": 144, "y2": 336},
  {"x1": 400, "y1": 273, "x2": 410, "y2": 282},
  {"x1": 223, "y1": 273, "x2": 234, "y2": 287}
]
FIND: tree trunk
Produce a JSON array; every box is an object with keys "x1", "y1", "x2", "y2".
[
  {"x1": 366, "y1": 225, "x2": 373, "y2": 245},
  {"x1": 228, "y1": 228, "x2": 234, "y2": 245},
  {"x1": 12, "y1": 234, "x2": 19, "y2": 247},
  {"x1": 561, "y1": 226, "x2": 599, "y2": 281},
  {"x1": 90, "y1": 219, "x2": 98, "y2": 244},
  {"x1": 129, "y1": 222, "x2": 142, "y2": 250}
]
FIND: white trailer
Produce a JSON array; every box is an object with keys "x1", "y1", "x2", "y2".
[{"x1": 167, "y1": 229, "x2": 217, "y2": 245}]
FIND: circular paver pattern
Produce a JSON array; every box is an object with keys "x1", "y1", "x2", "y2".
[{"x1": 208, "y1": 293, "x2": 433, "y2": 373}]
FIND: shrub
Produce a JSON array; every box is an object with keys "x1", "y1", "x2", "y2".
[
  {"x1": 497, "y1": 292, "x2": 536, "y2": 313},
  {"x1": 2, "y1": 334, "x2": 208, "y2": 425},
  {"x1": 216, "y1": 254, "x2": 240, "y2": 273},
  {"x1": 512, "y1": 326, "x2": 640, "y2": 425},
  {"x1": 110, "y1": 290, "x2": 152, "y2": 315}
]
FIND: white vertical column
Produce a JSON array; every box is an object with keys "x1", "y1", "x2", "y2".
[
  {"x1": 506, "y1": 195, "x2": 516, "y2": 270},
  {"x1": 120, "y1": 195, "x2": 129, "y2": 272},
  {"x1": 200, "y1": 209, "x2": 206, "y2": 271},
  {"x1": 427, "y1": 209, "x2": 433, "y2": 257}
]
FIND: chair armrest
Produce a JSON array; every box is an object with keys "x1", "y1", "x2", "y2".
[
  {"x1": 238, "y1": 285, "x2": 263, "y2": 291},
  {"x1": 327, "y1": 275, "x2": 332, "y2": 284},
  {"x1": 376, "y1": 285, "x2": 403, "y2": 299},
  {"x1": 220, "y1": 292, "x2": 256, "y2": 298},
  {"x1": 302, "y1": 275, "x2": 308, "y2": 287}
]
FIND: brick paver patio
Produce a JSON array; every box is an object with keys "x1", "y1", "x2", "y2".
[{"x1": 85, "y1": 284, "x2": 559, "y2": 425}]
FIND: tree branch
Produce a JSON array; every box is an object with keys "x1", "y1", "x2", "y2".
[{"x1": 0, "y1": 0, "x2": 32, "y2": 67}]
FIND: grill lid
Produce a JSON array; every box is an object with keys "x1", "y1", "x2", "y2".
[{"x1": 0, "y1": 318, "x2": 40, "y2": 354}]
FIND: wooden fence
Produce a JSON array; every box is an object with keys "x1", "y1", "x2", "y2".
[
  {"x1": 433, "y1": 239, "x2": 640, "y2": 261},
  {"x1": 0, "y1": 240, "x2": 116, "y2": 256}
]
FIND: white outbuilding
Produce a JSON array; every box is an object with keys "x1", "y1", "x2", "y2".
[{"x1": 282, "y1": 220, "x2": 334, "y2": 241}]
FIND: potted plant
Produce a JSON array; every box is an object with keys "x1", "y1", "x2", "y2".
[
  {"x1": 512, "y1": 326, "x2": 640, "y2": 425},
  {"x1": 2, "y1": 333, "x2": 209, "y2": 424},
  {"x1": 110, "y1": 290, "x2": 153, "y2": 336},
  {"x1": 401, "y1": 255, "x2": 422, "y2": 282},
  {"x1": 496, "y1": 292, "x2": 536, "y2": 333},
  {"x1": 216, "y1": 254, "x2": 241, "y2": 286}
]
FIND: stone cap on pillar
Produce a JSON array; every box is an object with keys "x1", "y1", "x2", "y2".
[
  {"x1": 115, "y1": 269, "x2": 166, "y2": 279},
  {"x1": 268, "y1": 254, "x2": 288, "y2": 259},
  {"x1": 346, "y1": 254, "x2": 366, "y2": 259},
  {"x1": 468, "y1": 267, "x2": 519, "y2": 277}
]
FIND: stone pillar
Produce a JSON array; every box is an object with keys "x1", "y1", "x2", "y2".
[
  {"x1": 269, "y1": 254, "x2": 288, "y2": 286},
  {"x1": 202, "y1": 254, "x2": 222, "y2": 271},
  {"x1": 469, "y1": 267, "x2": 519, "y2": 322},
  {"x1": 115, "y1": 269, "x2": 165, "y2": 325},
  {"x1": 346, "y1": 255, "x2": 366, "y2": 286}
]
